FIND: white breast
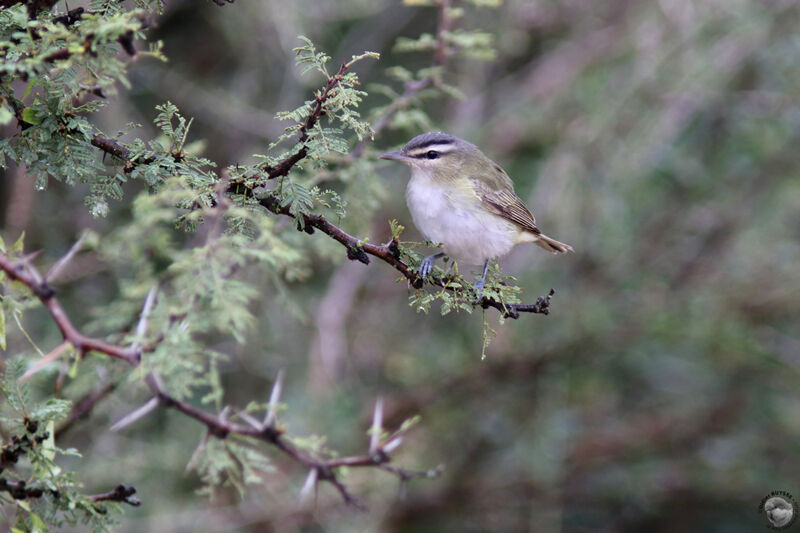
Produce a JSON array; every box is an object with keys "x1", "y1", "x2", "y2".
[{"x1": 405, "y1": 172, "x2": 519, "y2": 265}]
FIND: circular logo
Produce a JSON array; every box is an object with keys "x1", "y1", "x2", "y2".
[{"x1": 759, "y1": 491, "x2": 797, "y2": 530}]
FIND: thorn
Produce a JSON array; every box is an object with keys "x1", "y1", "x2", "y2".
[
  {"x1": 45, "y1": 234, "x2": 86, "y2": 283},
  {"x1": 110, "y1": 397, "x2": 160, "y2": 432},
  {"x1": 299, "y1": 467, "x2": 318, "y2": 503},
  {"x1": 20, "y1": 341, "x2": 71, "y2": 382},
  {"x1": 130, "y1": 286, "x2": 158, "y2": 360},
  {"x1": 370, "y1": 397, "x2": 383, "y2": 455},
  {"x1": 383, "y1": 436, "x2": 402, "y2": 453},
  {"x1": 387, "y1": 239, "x2": 401, "y2": 259},
  {"x1": 263, "y1": 370, "x2": 284, "y2": 428},
  {"x1": 19, "y1": 250, "x2": 44, "y2": 265}
]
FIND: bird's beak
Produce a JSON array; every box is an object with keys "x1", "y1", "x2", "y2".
[{"x1": 379, "y1": 150, "x2": 409, "y2": 162}]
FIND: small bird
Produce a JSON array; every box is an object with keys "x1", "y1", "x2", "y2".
[{"x1": 380, "y1": 131, "x2": 572, "y2": 297}]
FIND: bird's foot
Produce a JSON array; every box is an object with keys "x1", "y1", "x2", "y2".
[
  {"x1": 418, "y1": 253, "x2": 443, "y2": 281},
  {"x1": 472, "y1": 279, "x2": 485, "y2": 304},
  {"x1": 472, "y1": 259, "x2": 490, "y2": 304}
]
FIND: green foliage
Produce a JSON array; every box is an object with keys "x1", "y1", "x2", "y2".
[
  {"x1": 190, "y1": 437, "x2": 275, "y2": 498},
  {"x1": 0, "y1": 3, "x2": 165, "y2": 215},
  {"x1": 0, "y1": 359, "x2": 115, "y2": 532}
]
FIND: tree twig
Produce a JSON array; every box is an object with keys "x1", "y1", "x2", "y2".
[{"x1": 89, "y1": 484, "x2": 140, "y2": 506}]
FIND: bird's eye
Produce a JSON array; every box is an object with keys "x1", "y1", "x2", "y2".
[{"x1": 426, "y1": 150, "x2": 440, "y2": 160}]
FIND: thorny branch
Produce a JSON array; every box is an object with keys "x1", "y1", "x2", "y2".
[
  {"x1": 141, "y1": 376, "x2": 437, "y2": 510},
  {"x1": 0, "y1": 250, "x2": 434, "y2": 509},
  {"x1": 0, "y1": 253, "x2": 140, "y2": 364},
  {"x1": 256, "y1": 196, "x2": 554, "y2": 318}
]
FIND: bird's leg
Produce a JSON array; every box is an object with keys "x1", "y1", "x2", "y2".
[
  {"x1": 418, "y1": 252, "x2": 445, "y2": 281},
  {"x1": 473, "y1": 259, "x2": 490, "y2": 302}
]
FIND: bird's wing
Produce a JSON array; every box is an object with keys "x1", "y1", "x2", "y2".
[{"x1": 469, "y1": 177, "x2": 541, "y2": 235}]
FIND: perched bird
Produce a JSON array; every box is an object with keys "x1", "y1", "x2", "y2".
[{"x1": 380, "y1": 131, "x2": 572, "y2": 297}]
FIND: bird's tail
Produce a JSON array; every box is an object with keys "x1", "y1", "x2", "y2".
[{"x1": 526, "y1": 233, "x2": 574, "y2": 254}]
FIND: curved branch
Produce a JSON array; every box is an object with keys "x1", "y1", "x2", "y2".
[
  {"x1": 257, "y1": 195, "x2": 554, "y2": 318},
  {"x1": 0, "y1": 253, "x2": 140, "y2": 365}
]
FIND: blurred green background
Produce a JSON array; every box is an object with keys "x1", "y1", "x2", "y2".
[{"x1": 3, "y1": 0, "x2": 800, "y2": 531}]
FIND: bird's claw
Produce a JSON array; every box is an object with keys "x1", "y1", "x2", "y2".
[
  {"x1": 419, "y1": 255, "x2": 436, "y2": 280},
  {"x1": 472, "y1": 279, "x2": 485, "y2": 303}
]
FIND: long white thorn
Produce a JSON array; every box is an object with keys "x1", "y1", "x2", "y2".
[
  {"x1": 263, "y1": 369, "x2": 284, "y2": 428},
  {"x1": 45, "y1": 234, "x2": 86, "y2": 283},
  {"x1": 369, "y1": 397, "x2": 383, "y2": 455},
  {"x1": 20, "y1": 341, "x2": 70, "y2": 382},
  {"x1": 110, "y1": 397, "x2": 160, "y2": 432},
  {"x1": 130, "y1": 285, "x2": 158, "y2": 355},
  {"x1": 299, "y1": 468, "x2": 318, "y2": 504},
  {"x1": 136, "y1": 286, "x2": 159, "y2": 337},
  {"x1": 383, "y1": 436, "x2": 403, "y2": 454}
]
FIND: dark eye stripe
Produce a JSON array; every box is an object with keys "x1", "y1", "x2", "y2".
[{"x1": 407, "y1": 145, "x2": 453, "y2": 158}]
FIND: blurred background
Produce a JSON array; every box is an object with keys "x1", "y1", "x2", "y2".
[{"x1": 3, "y1": 0, "x2": 800, "y2": 531}]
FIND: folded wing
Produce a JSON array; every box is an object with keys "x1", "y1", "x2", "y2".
[{"x1": 469, "y1": 177, "x2": 542, "y2": 235}]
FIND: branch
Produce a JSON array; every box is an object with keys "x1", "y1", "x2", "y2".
[
  {"x1": 0, "y1": 421, "x2": 136, "y2": 505},
  {"x1": 256, "y1": 196, "x2": 554, "y2": 318},
  {"x1": 260, "y1": 60, "x2": 353, "y2": 181},
  {"x1": 52, "y1": 7, "x2": 85, "y2": 26},
  {"x1": 0, "y1": 253, "x2": 140, "y2": 364},
  {"x1": 89, "y1": 484, "x2": 140, "y2": 507},
  {"x1": 84, "y1": 12, "x2": 554, "y2": 317},
  {"x1": 90, "y1": 134, "x2": 157, "y2": 172},
  {"x1": 0, "y1": 478, "x2": 49, "y2": 500},
  {"x1": 41, "y1": 30, "x2": 138, "y2": 64},
  {"x1": 142, "y1": 376, "x2": 431, "y2": 510}
]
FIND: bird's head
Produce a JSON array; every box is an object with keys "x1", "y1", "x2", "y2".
[{"x1": 380, "y1": 131, "x2": 480, "y2": 180}]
